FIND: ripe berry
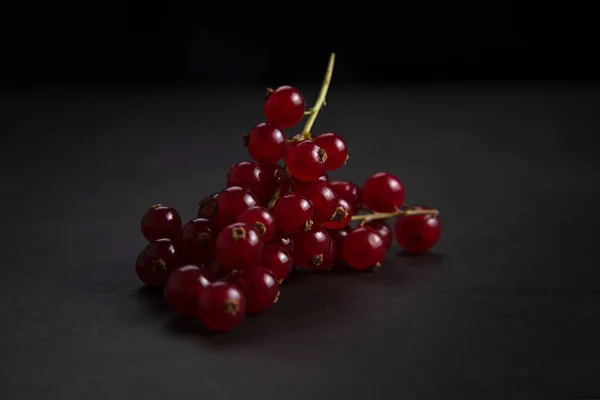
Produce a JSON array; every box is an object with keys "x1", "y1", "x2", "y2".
[
  {"x1": 268, "y1": 231, "x2": 294, "y2": 252},
  {"x1": 227, "y1": 161, "x2": 268, "y2": 203},
  {"x1": 264, "y1": 86, "x2": 306, "y2": 129},
  {"x1": 292, "y1": 227, "x2": 335, "y2": 271},
  {"x1": 180, "y1": 218, "x2": 215, "y2": 264},
  {"x1": 302, "y1": 181, "x2": 338, "y2": 223},
  {"x1": 322, "y1": 198, "x2": 353, "y2": 230},
  {"x1": 232, "y1": 266, "x2": 279, "y2": 314},
  {"x1": 261, "y1": 244, "x2": 293, "y2": 282},
  {"x1": 284, "y1": 141, "x2": 327, "y2": 182},
  {"x1": 141, "y1": 204, "x2": 182, "y2": 241},
  {"x1": 314, "y1": 133, "x2": 348, "y2": 171},
  {"x1": 362, "y1": 172, "x2": 405, "y2": 212},
  {"x1": 394, "y1": 206, "x2": 441, "y2": 254},
  {"x1": 364, "y1": 220, "x2": 393, "y2": 250},
  {"x1": 164, "y1": 265, "x2": 213, "y2": 318},
  {"x1": 237, "y1": 206, "x2": 276, "y2": 242},
  {"x1": 328, "y1": 227, "x2": 350, "y2": 263},
  {"x1": 290, "y1": 173, "x2": 328, "y2": 193},
  {"x1": 198, "y1": 281, "x2": 247, "y2": 332},
  {"x1": 197, "y1": 193, "x2": 218, "y2": 219},
  {"x1": 330, "y1": 180, "x2": 361, "y2": 213},
  {"x1": 272, "y1": 193, "x2": 314, "y2": 234},
  {"x1": 212, "y1": 187, "x2": 258, "y2": 230},
  {"x1": 342, "y1": 228, "x2": 386, "y2": 271},
  {"x1": 136, "y1": 238, "x2": 181, "y2": 286},
  {"x1": 245, "y1": 123, "x2": 287, "y2": 165},
  {"x1": 260, "y1": 164, "x2": 284, "y2": 203},
  {"x1": 216, "y1": 223, "x2": 263, "y2": 272}
]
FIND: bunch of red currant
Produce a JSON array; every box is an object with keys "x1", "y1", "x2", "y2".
[{"x1": 135, "y1": 54, "x2": 441, "y2": 332}]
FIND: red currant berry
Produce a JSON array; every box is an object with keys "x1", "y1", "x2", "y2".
[
  {"x1": 330, "y1": 180, "x2": 362, "y2": 213},
  {"x1": 164, "y1": 264, "x2": 213, "y2": 318},
  {"x1": 231, "y1": 266, "x2": 279, "y2": 314},
  {"x1": 208, "y1": 258, "x2": 231, "y2": 280},
  {"x1": 264, "y1": 86, "x2": 306, "y2": 129},
  {"x1": 301, "y1": 181, "x2": 338, "y2": 223},
  {"x1": 237, "y1": 206, "x2": 276, "y2": 242},
  {"x1": 364, "y1": 220, "x2": 393, "y2": 250},
  {"x1": 216, "y1": 223, "x2": 263, "y2": 272},
  {"x1": 292, "y1": 227, "x2": 335, "y2": 271},
  {"x1": 227, "y1": 161, "x2": 268, "y2": 203},
  {"x1": 212, "y1": 186, "x2": 258, "y2": 230},
  {"x1": 290, "y1": 173, "x2": 328, "y2": 193},
  {"x1": 268, "y1": 231, "x2": 294, "y2": 252},
  {"x1": 322, "y1": 198, "x2": 353, "y2": 230},
  {"x1": 260, "y1": 164, "x2": 284, "y2": 203},
  {"x1": 245, "y1": 123, "x2": 287, "y2": 165},
  {"x1": 197, "y1": 193, "x2": 218, "y2": 219},
  {"x1": 140, "y1": 204, "x2": 182, "y2": 241},
  {"x1": 284, "y1": 141, "x2": 327, "y2": 182},
  {"x1": 342, "y1": 227, "x2": 386, "y2": 271},
  {"x1": 198, "y1": 281, "x2": 246, "y2": 332},
  {"x1": 180, "y1": 218, "x2": 215, "y2": 264},
  {"x1": 394, "y1": 206, "x2": 441, "y2": 254},
  {"x1": 328, "y1": 227, "x2": 350, "y2": 263},
  {"x1": 261, "y1": 244, "x2": 293, "y2": 282},
  {"x1": 314, "y1": 133, "x2": 348, "y2": 171},
  {"x1": 272, "y1": 193, "x2": 314, "y2": 234},
  {"x1": 136, "y1": 238, "x2": 181, "y2": 286},
  {"x1": 362, "y1": 172, "x2": 405, "y2": 212}
]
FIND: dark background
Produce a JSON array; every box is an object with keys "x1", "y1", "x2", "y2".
[{"x1": 2, "y1": 5, "x2": 600, "y2": 400}]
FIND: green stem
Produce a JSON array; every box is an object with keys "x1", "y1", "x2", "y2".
[
  {"x1": 300, "y1": 53, "x2": 335, "y2": 140},
  {"x1": 351, "y1": 208, "x2": 440, "y2": 225}
]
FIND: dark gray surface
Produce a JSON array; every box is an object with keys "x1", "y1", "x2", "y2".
[{"x1": 1, "y1": 84, "x2": 599, "y2": 400}]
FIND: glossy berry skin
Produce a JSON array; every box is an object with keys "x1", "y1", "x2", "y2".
[
  {"x1": 292, "y1": 227, "x2": 335, "y2": 271},
  {"x1": 137, "y1": 239, "x2": 181, "y2": 286},
  {"x1": 261, "y1": 244, "x2": 293, "y2": 281},
  {"x1": 330, "y1": 181, "x2": 362, "y2": 213},
  {"x1": 141, "y1": 204, "x2": 182, "y2": 241},
  {"x1": 268, "y1": 231, "x2": 293, "y2": 253},
  {"x1": 362, "y1": 172, "x2": 405, "y2": 212},
  {"x1": 197, "y1": 193, "x2": 218, "y2": 219},
  {"x1": 260, "y1": 164, "x2": 284, "y2": 203},
  {"x1": 302, "y1": 181, "x2": 338, "y2": 223},
  {"x1": 212, "y1": 187, "x2": 259, "y2": 231},
  {"x1": 198, "y1": 281, "x2": 247, "y2": 332},
  {"x1": 328, "y1": 227, "x2": 350, "y2": 263},
  {"x1": 232, "y1": 266, "x2": 279, "y2": 314},
  {"x1": 264, "y1": 86, "x2": 306, "y2": 129},
  {"x1": 364, "y1": 220, "x2": 393, "y2": 250},
  {"x1": 394, "y1": 206, "x2": 441, "y2": 254},
  {"x1": 246, "y1": 123, "x2": 287, "y2": 165},
  {"x1": 180, "y1": 218, "x2": 215, "y2": 264},
  {"x1": 314, "y1": 133, "x2": 348, "y2": 171},
  {"x1": 227, "y1": 161, "x2": 268, "y2": 203},
  {"x1": 164, "y1": 265, "x2": 213, "y2": 318},
  {"x1": 290, "y1": 173, "x2": 328, "y2": 193},
  {"x1": 216, "y1": 223, "x2": 263, "y2": 272},
  {"x1": 342, "y1": 228, "x2": 386, "y2": 271},
  {"x1": 272, "y1": 193, "x2": 314, "y2": 234},
  {"x1": 284, "y1": 141, "x2": 327, "y2": 182},
  {"x1": 237, "y1": 206, "x2": 276, "y2": 242},
  {"x1": 322, "y1": 198, "x2": 353, "y2": 230}
]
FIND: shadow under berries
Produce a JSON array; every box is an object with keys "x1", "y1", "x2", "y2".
[{"x1": 135, "y1": 286, "x2": 171, "y2": 314}]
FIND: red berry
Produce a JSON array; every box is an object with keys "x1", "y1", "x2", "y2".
[
  {"x1": 198, "y1": 281, "x2": 246, "y2": 332},
  {"x1": 292, "y1": 227, "x2": 335, "y2": 271},
  {"x1": 322, "y1": 198, "x2": 353, "y2": 230},
  {"x1": 260, "y1": 164, "x2": 284, "y2": 203},
  {"x1": 197, "y1": 193, "x2": 218, "y2": 219},
  {"x1": 268, "y1": 231, "x2": 294, "y2": 252},
  {"x1": 301, "y1": 181, "x2": 338, "y2": 223},
  {"x1": 362, "y1": 172, "x2": 405, "y2": 212},
  {"x1": 208, "y1": 258, "x2": 231, "y2": 280},
  {"x1": 164, "y1": 265, "x2": 212, "y2": 318},
  {"x1": 232, "y1": 266, "x2": 279, "y2": 314},
  {"x1": 394, "y1": 206, "x2": 441, "y2": 254},
  {"x1": 212, "y1": 187, "x2": 258, "y2": 230},
  {"x1": 314, "y1": 133, "x2": 348, "y2": 171},
  {"x1": 245, "y1": 123, "x2": 287, "y2": 165},
  {"x1": 272, "y1": 193, "x2": 314, "y2": 234},
  {"x1": 328, "y1": 227, "x2": 350, "y2": 263},
  {"x1": 264, "y1": 86, "x2": 306, "y2": 129},
  {"x1": 284, "y1": 141, "x2": 327, "y2": 182},
  {"x1": 290, "y1": 173, "x2": 328, "y2": 193},
  {"x1": 180, "y1": 218, "x2": 215, "y2": 264},
  {"x1": 261, "y1": 244, "x2": 293, "y2": 282},
  {"x1": 140, "y1": 204, "x2": 182, "y2": 241},
  {"x1": 364, "y1": 220, "x2": 393, "y2": 250},
  {"x1": 342, "y1": 228, "x2": 386, "y2": 271},
  {"x1": 237, "y1": 206, "x2": 276, "y2": 242},
  {"x1": 215, "y1": 223, "x2": 263, "y2": 272},
  {"x1": 136, "y1": 238, "x2": 181, "y2": 286},
  {"x1": 227, "y1": 161, "x2": 268, "y2": 203},
  {"x1": 330, "y1": 180, "x2": 361, "y2": 213}
]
